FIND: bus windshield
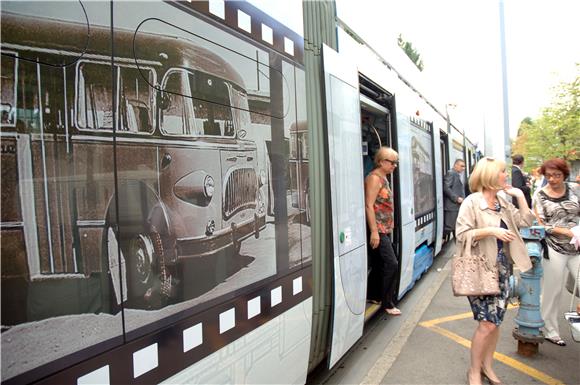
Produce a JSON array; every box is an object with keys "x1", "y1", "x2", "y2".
[{"x1": 161, "y1": 69, "x2": 236, "y2": 138}]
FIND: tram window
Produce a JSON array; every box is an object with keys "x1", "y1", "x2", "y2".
[
  {"x1": 118, "y1": 66, "x2": 155, "y2": 133},
  {"x1": 1, "y1": 55, "x2": 16, "y2": 126},
  {"x1": 76, "y1": 62, "x2": 114, "y2": 130}
]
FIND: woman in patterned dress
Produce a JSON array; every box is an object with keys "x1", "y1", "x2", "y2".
[
  {"x1": 365, "y1": 146, "x2": 401, "y2": 315},
  {"x1": 532, "y1": 158, "x2": 580, "y2": 346},
  {"x1": 456, "y1": 157, "x2": 535, "y2": 385}
]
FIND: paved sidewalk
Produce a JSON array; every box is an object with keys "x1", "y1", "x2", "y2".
[
  {"x1": 310, "y1": 242, "x2": 579, "y2": 385},
  {"x1": 381, "y1": 258, "x2": 580, "y2": 385}
]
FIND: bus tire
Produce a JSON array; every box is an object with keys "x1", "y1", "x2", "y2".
[{"x1": 122, "y1": 232, "x2": 159, "y2": 309}]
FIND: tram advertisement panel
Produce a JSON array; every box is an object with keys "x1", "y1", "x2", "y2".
[
  {"x1": 0, "y1": 1, "x2": 310, "y2": 382},
  {"x1": 410, "y1": 119, "x2": 434, "y2": 217}
]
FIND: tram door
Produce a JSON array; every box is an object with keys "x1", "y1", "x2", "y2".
[
  {"x1": 432, "y1": 128, "x2": 444, "y2": 255},
  {"x1": 322, "y1": 44, "x2": 367, "y2": 369}
]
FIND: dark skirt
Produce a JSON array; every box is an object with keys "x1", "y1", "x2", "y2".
[{"x1": 467, "y1": 248, "x2": 511, "y2": 326}]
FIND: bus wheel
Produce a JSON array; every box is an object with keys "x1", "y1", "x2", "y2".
[{"x1": 124, "y1": 233, "x2": 156, "y2": 308}]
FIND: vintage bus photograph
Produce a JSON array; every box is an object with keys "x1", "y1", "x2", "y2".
[{"x1": 1, "y1": 1, "x2": 310, "y2": 382}]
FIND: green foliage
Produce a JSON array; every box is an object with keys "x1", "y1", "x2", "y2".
[
  {"x1": 514, "y1": 64, "x2": 580, "y2": 170},
  {"x1": 397, "y1": 34, "x2": 424, "y2": 71}
]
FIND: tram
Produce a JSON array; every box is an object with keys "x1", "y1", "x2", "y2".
[{"x1": 0, "y1": 1, "x2": 479, "y2": 384}]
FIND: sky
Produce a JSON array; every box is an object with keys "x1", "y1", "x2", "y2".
[{"x1": 248, "y1": 0, "x2": 579, "y2": 156}]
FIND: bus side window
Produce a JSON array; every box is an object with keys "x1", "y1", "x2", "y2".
[
  {"x1": 15, "y1": 59, "x2": 40, "y2": 132},
  {"x1": 1, "y1": 54, "x2": 17, "y2": 126},
  {"x1": 38, "y1": 62, "x2": 67, "y2": 133},
  {"x1": 76, "y1": 62, "x2": 114, "y2": 130},
  {"x1": 118, "y1": 66, "x2": 155, "y2": 134}
]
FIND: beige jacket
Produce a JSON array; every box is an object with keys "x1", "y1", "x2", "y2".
[{"x1": 455, "y1": 192, "x2": 535, "y2": 272}]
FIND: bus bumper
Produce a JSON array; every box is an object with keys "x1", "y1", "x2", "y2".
[{"x1": 176, "y1": 214, "x2": 266, "y2": 258}]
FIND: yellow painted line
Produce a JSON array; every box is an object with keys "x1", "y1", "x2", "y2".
[
  {"x1": 419, "y1": 311, "x2": 473, "y2": 327},
  {"x1": 421, "y1": 322, "x2": 564, "y2": 385}
]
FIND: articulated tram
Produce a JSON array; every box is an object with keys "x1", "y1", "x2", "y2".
[{"x1": 0, "y1": 1, "x2": 479, "y2": 384}]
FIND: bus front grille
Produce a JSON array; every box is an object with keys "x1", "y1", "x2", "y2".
[{"x1": 223, "y1": 168, "x2": 258, "y2": 219}]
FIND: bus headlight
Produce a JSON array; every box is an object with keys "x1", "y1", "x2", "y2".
[
  {"x1": 204, "y1": 175, "x2": 215, "y2": 198},
  {"x1": 205, "y1": 219, "x2": 216, "y2": 236},
  {"x1": 174, "y1": 171, "x2": 215, "y2": 206}
]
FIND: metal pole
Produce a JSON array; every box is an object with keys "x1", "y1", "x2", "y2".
[{"x1": 499, "y1": 0, "x2": 510, "y2": 163}]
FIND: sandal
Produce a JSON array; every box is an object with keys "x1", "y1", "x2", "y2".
[
  {"x1": 545, "y1": 336, "x2": 566, "y2": 346},
  {"x1": 385, "y1": 307, "x2": 402, "y2": 316}
]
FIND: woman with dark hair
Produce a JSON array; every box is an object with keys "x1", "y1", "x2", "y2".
[{"x1": 532, "y1": 158, "x2": 580, "y2": 346}]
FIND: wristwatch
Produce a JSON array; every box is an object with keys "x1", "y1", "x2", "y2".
[{"x1": 545, "y1": 225, "x2": 555, "y2": 234}]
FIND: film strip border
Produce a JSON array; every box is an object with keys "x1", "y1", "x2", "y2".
[
  {"x1": 415, "y1": 210, "x2": 435, "y2": 231},
  {"x1": 171, "y1": 0, "x2": 304, "y2": 64},
  {"x1": 409, "y1": 115, "x2": 431, "y2": 133},
  {"x1": 9, "y1": 267, "x2": 312, "y2": 385}
]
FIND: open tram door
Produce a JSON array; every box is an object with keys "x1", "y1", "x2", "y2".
[
  {"x1": 435, "y1": 129, "x2": 450, "y2": 251},
  {"x1": 322, "y1": 45, "x2": 367, "y2": 369},
  {"x1": 359, "y1": 77, "x2": 398, "y2": 312}
]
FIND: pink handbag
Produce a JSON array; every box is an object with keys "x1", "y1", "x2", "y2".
[{"x1": 451, "y1": 237, "x2": 500, "y2": 297}]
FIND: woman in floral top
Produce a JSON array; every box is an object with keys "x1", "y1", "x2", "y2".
[
  {"x1": 365, "y1": 146, "x2": 400, "y2": 315},
  {"x1": 532, "y1": 158, "x2": 580, "y2": 347}
]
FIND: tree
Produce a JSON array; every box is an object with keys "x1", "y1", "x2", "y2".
[
  {"x1": 397, "y1": 34, "x2": 424, "y2": 72},
  {"x1": 511, "y1": 117, "x2": 532, "y2": 159},
  {"x1": 514, "y1": 64, "x2": 580, "y2": 170}
]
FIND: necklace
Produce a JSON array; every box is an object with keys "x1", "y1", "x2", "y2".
[{"x1": 482, "y1": 191, "x2": 498, "y2": 209}]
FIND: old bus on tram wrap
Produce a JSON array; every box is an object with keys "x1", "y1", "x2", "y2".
[{"x1": 1, "y1": 10, "x2": 286, "y2": 320}]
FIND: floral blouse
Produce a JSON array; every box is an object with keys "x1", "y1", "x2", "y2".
[
  {"x1": 532, "y1": 182, "x2": 580, "y2": 256},
  {"x1": 372, "y1": 172, "x2": 394, "y2": 234}
]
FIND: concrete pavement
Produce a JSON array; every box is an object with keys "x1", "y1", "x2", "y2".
[{"x1": 311, "y1": 241, "x2": 580, "y2": 385}]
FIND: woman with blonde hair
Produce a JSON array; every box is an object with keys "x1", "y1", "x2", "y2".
[
  {"x1": 456, "y1": 157, "x2": 535, "y2": 385},
  {"x1": 365, "y1": 146, "x2": 401, "y2": 315}
]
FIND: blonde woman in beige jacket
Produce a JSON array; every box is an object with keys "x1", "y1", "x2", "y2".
[{"x1": 456, "y1": 157, "x2": 535, "y2": 385}]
